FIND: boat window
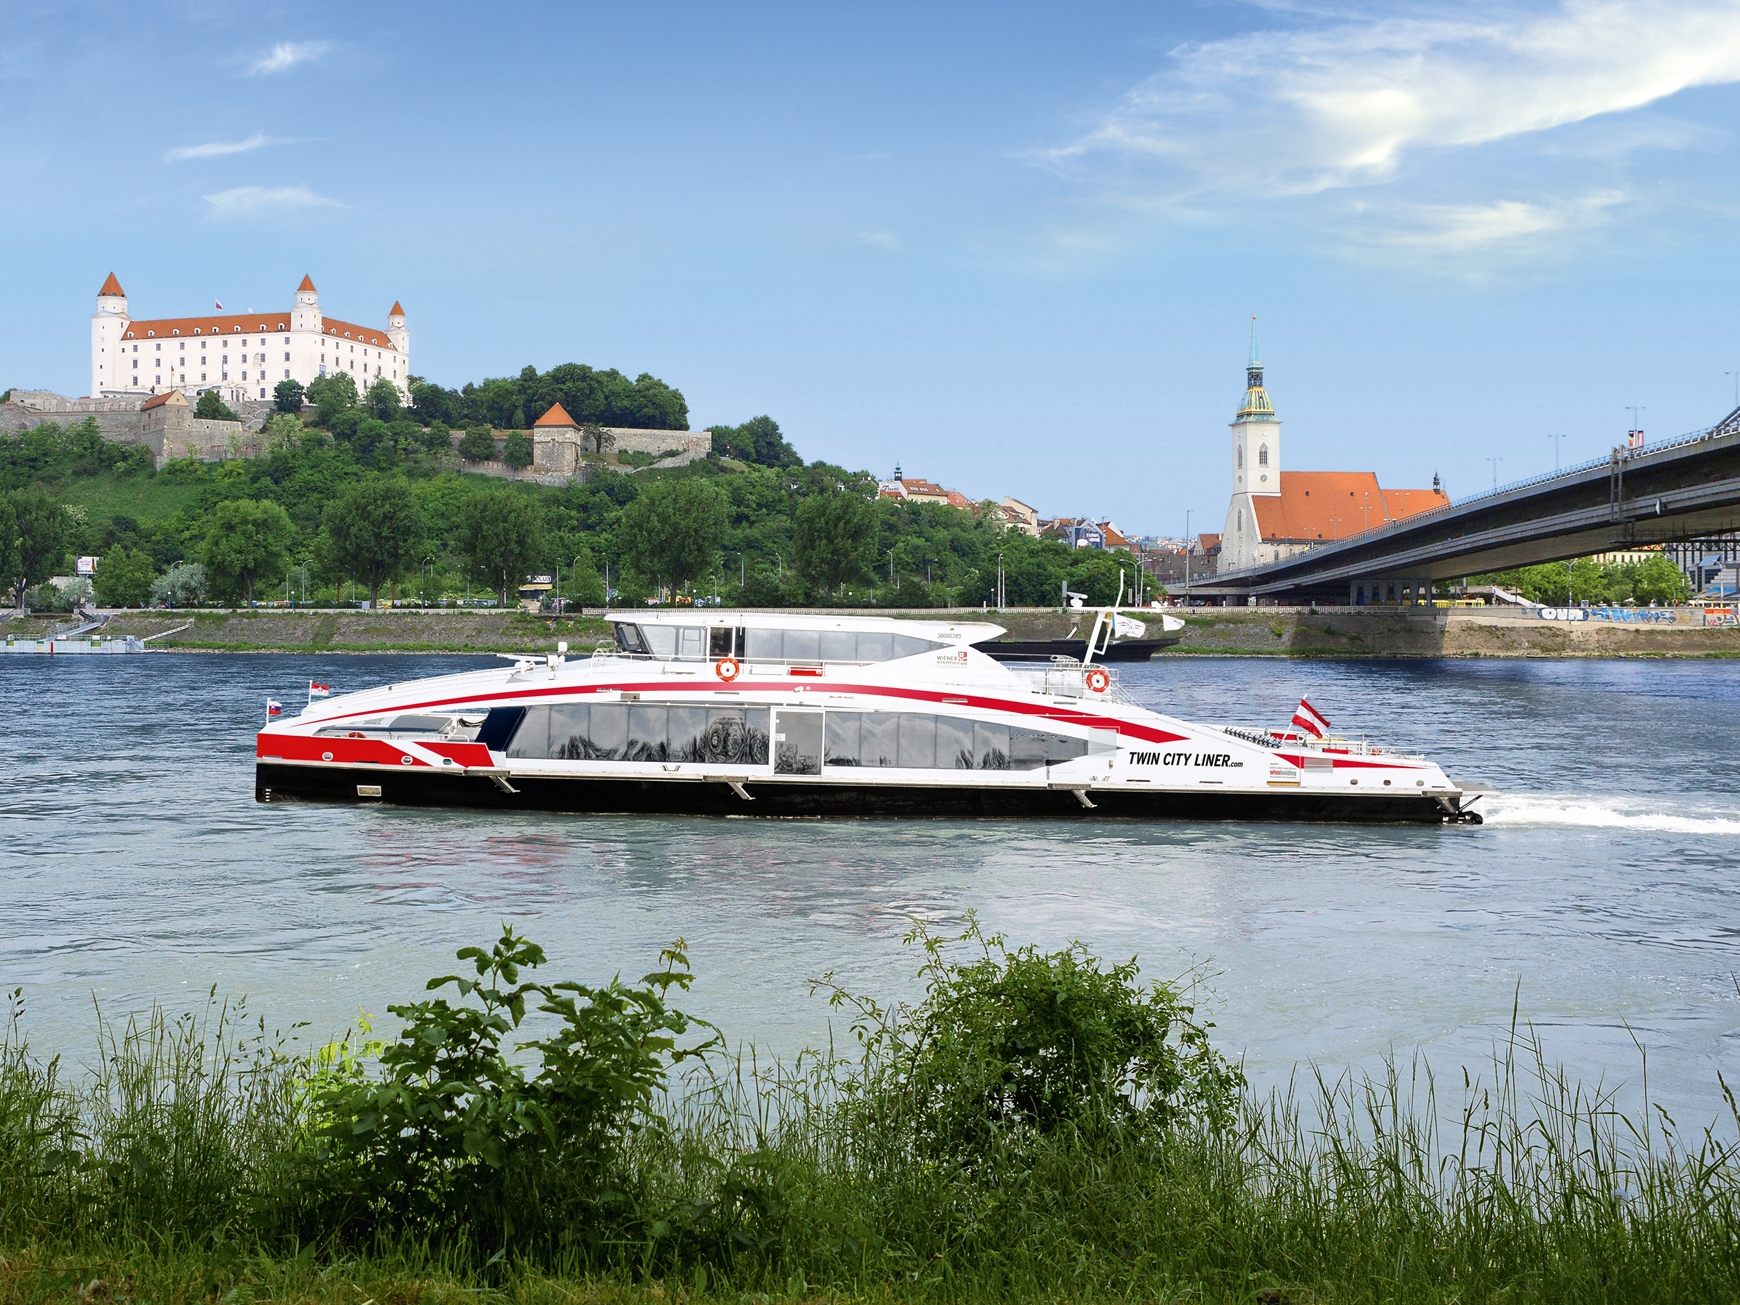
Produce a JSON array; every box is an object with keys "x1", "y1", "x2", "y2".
[
  {"x1": 487, "y1": 706, "x2": 535, "y2": 754},
  {"x1": 640, "y1": 624, "x2": 677, "y2": 659},
  {"x1": 742, "y1": 627, "x2": 782, "y2": 661},
  {"x1": 859, "y1": 712, "x2": 899, "y2": 766},
  {"x1": 783, "y1": 629, "x2": 822, "y2": 662},
  {"x1": 668, "y1": 705, "x2": 709, "y2": 759},
  {"x1": 936, "y1": 715, "x2": 974, "y2": 769},
  {"x1": 709, "y1": 627, "x2": 735, "y2": 658},
  {"x1": 615, "y1": 624, "x2": 650, "y2": 656},
  {"x1": 825, "y1": 713, "x2": 861, "y2": 766},
  {"x1": 676, "y1": 627, "x2": 706, "y2": 661},
  {"x1": 973, "y1": 721, "x2": 1012, "y2": 770},
  {"x1": 857, "y1": 631, "x2": 893, "y2": 662},
  {"x1": 627, "y1": 705, "x2": 670, "y2": 760},
  {"x1": 500, "y1": 702, "x2": 768, "y2": 764},
  {"x1": 823, "y1": 712, "x2": 1086, "y2": 770},
  {"x1": 819, "y1": 630, "x2": 856, "y2": 661},
  {"x1": 897, "y1": 715, "x2": 937, "y2": 768}
]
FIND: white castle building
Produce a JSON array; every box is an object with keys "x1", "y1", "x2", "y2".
[{"x1": 89, "y1": 272, "x2": 409, "y2": 404}]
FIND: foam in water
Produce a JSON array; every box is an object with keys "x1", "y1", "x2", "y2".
[{"x1": 1481, "y1": 794, "x2": 1740, "y2": 835}]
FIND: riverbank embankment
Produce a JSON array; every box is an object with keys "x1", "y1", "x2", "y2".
[{"x1": 3, "y1": 605, "x2": 1734, "y2": 655}]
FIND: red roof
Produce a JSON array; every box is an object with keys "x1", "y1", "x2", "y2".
[
  {"x1": 1198, "y1": 532, "x2": 1222, "y2": 552},
  {"x1": 297, "y1": 274, "x2": 317, "y2": 293},
  {"x1": 533, "y1": 402, "x2": 578, "y2": 428},
  {"x1": 900, "y1": 478, "x2": 948, "y2": 496},
  {"x1": 119, "y1": 311, "x2": 395, "y2": 351},
  {"x1": 98, "y1": 272, "x2": 125, "y2": 297},
  {"x1": 1096, "y1": 521, "x2": 1131, "y2": 549},
  {"x1": 1250, "y1": 472, "x2": 1449, "y2": 542},
  {"x1": 944, "y1": 490, "x2": 974, "y2": 510},
  {"x1": 139, "y1": 390, "x2": 180, "y2": 411},
  {"x1": 389, "y1": 301, "x2": 405, "y2": 318}
]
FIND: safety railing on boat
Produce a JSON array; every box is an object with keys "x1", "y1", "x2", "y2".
[{"x1": 1219, "y1": 724, "x2": 1385, "y2": 755}]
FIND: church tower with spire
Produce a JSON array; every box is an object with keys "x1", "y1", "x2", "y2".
[{"x1": 1221, "y1": 317, "x2": 1284, "y2": 570}]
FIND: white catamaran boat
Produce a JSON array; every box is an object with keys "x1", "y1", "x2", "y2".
[{"x1": 254, "y1": 609, "x2": 1482, "y2": 825}]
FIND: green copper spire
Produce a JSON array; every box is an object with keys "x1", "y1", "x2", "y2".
[{"x1": 1235, "y1": 314, "x2": 1276, "y2": 424}]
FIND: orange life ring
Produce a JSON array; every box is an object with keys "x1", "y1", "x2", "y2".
[
  {"x1": 1085, "y1": 666, "x2": 1110, "y2": 694},
  {"x1": 715, "y1": 656, "x2": 741, "y2": 682}
]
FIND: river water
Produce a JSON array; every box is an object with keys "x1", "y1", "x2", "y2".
[{"x1": 3, "y1": 652, "x2": 1737, "y2": 1126}]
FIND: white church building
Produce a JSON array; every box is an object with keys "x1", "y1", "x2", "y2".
[
  {"x1": 1219, "y1": 320, "x2": 1447, "y2": 572},
  {"x1": 90, "y1": 273, "x2": 409, "y2": 404}
]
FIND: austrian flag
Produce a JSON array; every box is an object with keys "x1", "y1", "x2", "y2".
[
  {"x1": 308, "y1": 680, "x2": 332, "y2": 698},
  {"x1": 1290, "y1": 697, "x2": 1331, "y2": 739}
]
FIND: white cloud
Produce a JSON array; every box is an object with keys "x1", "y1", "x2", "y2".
[
  {"x1": 1043, "y1": 1, "x2": 1740, "y2": 197},
  {"x1": 202, "y1": 185, "x2": 343, "y2": 221},
  {"x1": 165, "y1": 132, "x2": 276, "y2": 163},
  {"x1": 856, "y1": 230, "x2": 903, "y2": 251},
  {"x1": 249, "y1": 40, "x2": 331, "y2": 75},
  {"x1": 1364, "y1": 189, "x2": 1628, "y2": 253}
]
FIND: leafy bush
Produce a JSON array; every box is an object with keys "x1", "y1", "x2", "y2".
[
  {"x1": 300, "y1": 926, "x2": 717, "y2": 1256},
  {"x1": 150, "y1": 560, "x2": 208, "y2": 606},
  {"x1": 822, "y1": 917, "x2": 1244, "y2": 1169}
]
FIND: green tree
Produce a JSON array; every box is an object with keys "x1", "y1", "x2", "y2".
[
  {"x1": 202, "y1": 497, "x2": 294, "y2": 604},
  {"x1": 617, "y1": 478, "x2": 727, "y2": 593},
  {"x1": 319, "y1": 477, "x2": 421, "y2": 608},
  {"x1": 150, "y1": 560, "x2": 208, "y2": 607},
  {"x1": 794, "y1": 488, "x2": 874, "y2": 598},
  {"x1": 461, "y1": 488, "x2": 543, "y2": 605},
  {"x1": 366, "y1": 377, "x2": 402, "y2": 421},
  {"x1": 459, "y1": 425, "x2": 497, "y2": 462},
  {"x1": 93, "y1": 545, "x2": 156, "y2": 607},
  {"x1": 566, "y1": 541, "x2": 606, "y2": 608},
  {"x1": 262, "y1": 412, "x2": 304, "y2": 451},
  {"x1": 1629, "y1": 554, "x2": 1691, "y2": 605},
  {"x1": 194, "y1": 390, "x2": 239, "y2": 422},
  {"x1": 306, "y1": 372, "x2": 359, "y2": 425},
  {"x1": 0, "y1": 488, "x2": 72, "y2": 609},
  {"x1": 580, "y1": 423, "x2": 615, "y2": 457},
  {"x1": 273, "y1": 378, "x2": 306, "y2": 413},
  {"x1": 711, "y1": 414, "x2": 801, "y2": 467},
  {"x1": 502, "y1": 429, "x2": 534, "y2": 470}
]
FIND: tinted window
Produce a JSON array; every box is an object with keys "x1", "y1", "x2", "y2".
[
  {"x1": 856, "y1": 631, "x2": 893, "y2": 662},
  {"x1": 936, "y1": 715, "x2": 974, "y2": 769},
  {"x1": 819, "y1": 630, "x2": 857, "y2": 661},
  {"x1": 859, "y1": 713, "x2": 898, "y2": 767},
  {"x1": 783, "y1": 630, "x2": 821, "y2": 662},
  {"x1": 897, "y1": 715, "x2": 937, "y2": 768},
  {"x1": 668, "y1": 704, "x2": 708, "y2": 761},
  {"x1": 676, "y1": 627, "x2": 706, "y2": 661},
  {"x1": 709, "y1": 628, "x2": 735, "y2": 658},
  {"x1": 588, "y1": 704, "x2": 629, "y2": 760},
  {"x1": 641, "y1": 625, "x2": 677, "y2": 659},
  {"x1": 743, "y1": 627, "x2": 782, "y2": 661},
  {"x1": 825, "y1": 713, "x2": 861, "y2": 766},
  {"x1": 614, "y1": 624, "x2": 649, "y2": 655},
  {"x1": 484, "y1": 706, "x2": 531, "y2": 753},
  {"x1": 973, "y1": 721, "x2": 1012, "y2": 770},
  {"x1": 626, "y1": 705, "x2": 670, "y2": 760},
  {"x1": 549, "y1": 704, "x2": 593, "y2": 758}
]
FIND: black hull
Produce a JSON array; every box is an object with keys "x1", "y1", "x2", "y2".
[
  {"x1": 979, "y1": 638, "x2": 1181, "y2": 662},
  {"x1": 256, "y1": 763, "x2": 1475, "y2": 825}
]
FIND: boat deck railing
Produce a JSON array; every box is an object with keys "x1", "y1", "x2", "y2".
[{"x1": 1219, "y1": 724, "x2": 1386, "y2": 756}]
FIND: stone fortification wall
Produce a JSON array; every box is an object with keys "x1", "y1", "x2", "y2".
[{"x1": 0, "y1": 390, "x2": 251, "y2": 466}]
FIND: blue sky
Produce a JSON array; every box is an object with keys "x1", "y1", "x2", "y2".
[{"x1": 5, "y1": 0, "x2": 1740, "y2": 533}]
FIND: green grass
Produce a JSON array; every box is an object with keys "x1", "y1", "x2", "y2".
[
  {"x1": 4, "y1": 934, "x2": 1737, "y2": 1305},
  {"x1": 58, "y1": 470, "x2": 203, "y2": 527}
]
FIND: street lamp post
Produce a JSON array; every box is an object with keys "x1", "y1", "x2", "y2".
[
  {"x1": 1549, "y1": 432, "x2": 1566, "y2": 471},
  {"x1": 1183, "y1": 509, "x2": 1191, "y2": 596},
  {"x1": 886, "y1": 547, "x2": 896, "y2": 587},
  {"x1": 1727, "y1": 371, "x2": 1739, "y2": 409},
  {"x1": 1486, "y1": 457, "x2": 1503, "y2": 493}
]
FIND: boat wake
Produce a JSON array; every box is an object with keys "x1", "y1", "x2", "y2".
[{"x1": 1480, "y1": 795, "x2": 1740, "y2": 836}]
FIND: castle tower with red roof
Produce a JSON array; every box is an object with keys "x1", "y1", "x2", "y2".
[{"x1": 90, "y1": 273, "x2": 410, "y2": 407}]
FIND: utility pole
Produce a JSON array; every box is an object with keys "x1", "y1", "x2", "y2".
[{"x1": 1183, "y1": 509, "x2": 1191, "y2": 597}]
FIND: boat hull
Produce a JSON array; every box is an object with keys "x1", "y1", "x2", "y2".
[{"x1": 255, "y1": 762, "x2": 1475, "y2": 825}]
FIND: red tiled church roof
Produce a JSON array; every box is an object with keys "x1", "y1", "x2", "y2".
[{"x1": 1250, "y1": 472, "x2": 1448, "y2": 542}]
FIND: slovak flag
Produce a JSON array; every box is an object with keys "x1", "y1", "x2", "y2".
[
  {"x1": 215, "y1": 300, "x2": 224, "y2": 310},
  {"x1": 1290, "y1": 697, "x2": 1331, "y2": 739},
  {"x1": 309, "y1": 680, "x2": 332, "y2": 698},
  {"x1": 266, "y1": 698, "x2": 283, "y2": 718}
]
